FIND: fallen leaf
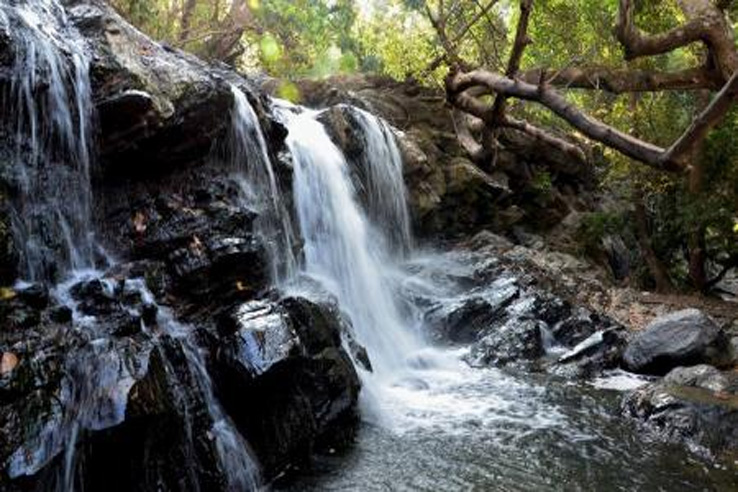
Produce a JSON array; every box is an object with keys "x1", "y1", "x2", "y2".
[
  {"x1": 190, "y1": 235, "x2": 204, "y2": 254},
  {"x1": 0, "y1": 287, "x2": 15, "y2": 300},
  {"x1": 1, "y1": 352, "x2": 19, "y2": 375},
  {"x1": 133, "y1": 211, "x2": 147, "y2": 234}
]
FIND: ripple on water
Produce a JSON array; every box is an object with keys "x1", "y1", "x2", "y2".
[{"x1": 277, "y1": 347, "x2": 738, "y2": 492}]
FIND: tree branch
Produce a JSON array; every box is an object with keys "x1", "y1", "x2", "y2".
[
  {"x1": 490, "y1": 0, "x2": 533, "y2": 125},
  {"x1": 448, "y1": 70, "x2": 670, "y2": 169},
  {"x1": 661, "y1": 69, "x2": 738, "y2": 167},
  {"x1": 615, "y1": 0, "x2": 706, "y2": 60},
  {"x1": 501, "y1": 115, "x2": 586, "y2": 162},
  {"x1": 519, "y1": 65, "x2": 721, "y2": 93}
]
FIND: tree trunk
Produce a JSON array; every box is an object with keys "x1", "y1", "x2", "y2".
[
  {"x1": 634, "y1": 195, "x2": 674, "y2": 293},
  {"x1": 179, "y1": 0, "x2": 199, "y2": 42},
  {"x1": 686, "y1": 89, "x2": 710, "y2": 292}
]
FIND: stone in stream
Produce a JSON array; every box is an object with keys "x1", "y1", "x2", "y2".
[
  {"x1": 214, "y1": 296, "x2": 360, "y2": 480},
  {"x1": 553, "y1": 327, "x2": 628, "y2": 378},
  {"x1": 467, "y1": 318, "x2": 546, "y2": 368},
  {"x1": 623, "y1": 309, "x2": 732, "y2": 375},
  {"x1": 622, "y1": 364, "x2": 738, "y2": 458},
  {"x1": 423, "y1": 277, "x2": 520, "y2": 344}
]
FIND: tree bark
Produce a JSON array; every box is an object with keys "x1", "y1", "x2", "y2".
[
  {"x1": 634, "y1": 196, "x2": 674, "y2": 293},
  {"x1": 178, "y1": 0, "x2": 199, "y2": 43}
]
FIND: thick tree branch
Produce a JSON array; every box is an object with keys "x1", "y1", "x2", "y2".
[
  {"x1": 615, "y1": 0, "x2": 738, "y2": 81},
  {"x1": 615, "y1": 0, "x2": 706, "y2": 60},
  {"x1": 501, "y1": 116, "x2": 586, "y2": 162},
  {"x1": 448, "y1": 70, "x2": 670, "y2": 169},
  {"x1": 519, "y1": 65, "x2": 721, "y2": 93},
  {"x1": 443, "y1": 0, "x2": 737, "y2": 175},
  {"x1": 661, "y1": 69, "x2": 738, "y2": 167}
]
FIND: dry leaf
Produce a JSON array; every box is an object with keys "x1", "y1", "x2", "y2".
[
  {"x1": 1, "y1": 352, "x2": 19, "y2": 375},
  {"x1": 0, "y1": 287, "x2": 15, "y2": 300},
  {"x1": 133, "y1": 211, "x2": 147, "y2": 234}
]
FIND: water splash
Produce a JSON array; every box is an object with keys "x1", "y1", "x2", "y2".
[{"x1": 1, "y1": 0, "x2": 96, "y2": 281}]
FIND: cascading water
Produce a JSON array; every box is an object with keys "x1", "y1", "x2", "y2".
[
  {"x1": 1, "y1": 0, "x2": 96, "y2": 281},
  {"x1": 275, "y1": 104, "x2": 423, "y2": 421},
  {"x1": 228, "y1": 86, "x2": 297, "y2": 281},
  {"x1": 1, "y1": 4, "x2": 262, "y2": 489},
  {"x1": 347, "y1": 107, "x2": 412, "y2": 254},
  {"x1": 129, "y1": 280, "x2": 262, "y2": 492},
  {"x1": 273, "y1": 109, "x2": 738, "y2": 489}
]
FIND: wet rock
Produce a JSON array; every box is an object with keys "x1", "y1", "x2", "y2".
[
  {"x1": 623, "y1": 309, "x2": 732, "y2": 375},
  {"x1": 550, "y1": 308, "x2": 622, "y2": 347},
  {"x1": 424, "y1": 277, "x2": 520, "y2": 344},
  {"x1": 100, "y1": 174, "x2": 267, "y2": 301},
  {"x1": 622, "y1": 365, "x2": 738, "y2": 457},
  {"x1": 553, "y1": 327, "x2": 628, "y2": 378},
  {"x1": 467, "y1": 318, "x2": 545, "y2": 368},
  {"x1": 71, "y1": 278, "x2": 116, "y2": 316},
  {"x1": 215, "y1": 296, "x2": 360, "y2": 480},
  {"x1": 71, "y1": 336, "x2": 234, "y2": 492},
  {"x1": 15, "y1": 284, "x2": 49, "y2": 310},
  {"x1": 67, "y1": 0, "x2": 238, "y2": 179}
]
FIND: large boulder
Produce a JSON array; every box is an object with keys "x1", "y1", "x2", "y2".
[
  {"x1": 65, "y1": 0, "x2": 247, "y2": 179},
  {"x1": 622, "y1": 364, "x2": 738, "y2": 458},
  {"x1": 623, "y1": 309, "x2": 732, "y2": 375},
  {"x1": 214, "y1": 296, "x2": 360, "y2": 481}
]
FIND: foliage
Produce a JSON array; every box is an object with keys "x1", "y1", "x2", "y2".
[{"x1": 576, "y1": 210, "x2": 628, "y2": 257}]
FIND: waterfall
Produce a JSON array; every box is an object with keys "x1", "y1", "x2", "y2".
[
  {"x1": 1, "y1": 0, "x2": 96, "y2": 281},
  {"x1": 276, "y1": 104, "x2": 421, "y2": 419},
  {"x1": 349, "y1": 107, "x2": 412, "y2": 254},
  {"x1": 139, "y1": 284, "x2": 262, "y2": 492},
  {"x1": 1, "y1": 5, "x2": 262, "y2": 488},
  {"x1": 228, "y1": 85, "x2": 297, "y2": 281}
]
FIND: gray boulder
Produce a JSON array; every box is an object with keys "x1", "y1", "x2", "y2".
[
  {"x1": 622, "y1": 364, "x2": 738, "y2": 458},
  {"x1": 623, "y1": 309, "x2": 731, "y2": 375}
]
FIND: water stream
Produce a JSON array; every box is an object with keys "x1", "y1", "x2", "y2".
[{"x1": 272, "y1": 102, "x2": 738, "y2": 491}]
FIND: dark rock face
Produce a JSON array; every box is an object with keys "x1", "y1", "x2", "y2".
[
  {"x1": 215, "y1": 296, "x2": 360, "y2": 479},
  {"x1": 622, "y1": 364, "x2": 738, "y2": 458},
  {"x1": 424, "y1": 277, "x2": 520, "y2": 344},
  {"x1": 468, "y1": 318, "x2": 546, "y2": 368},
  {"x1": 100, "y1": 169, "x2": 269, "y2": 301},
  {"x1": 623, "y1": 309, "x2": 732, "y2": 375},
  {"x1": 554, "y1": 327, "x2": 629, "y2": 378},
  {"x1": 0, "y1": 1, "x2": 359, "y2": 491},
  {"x1": 0, "y1": 276, "x2": 157, "y2": 490}
]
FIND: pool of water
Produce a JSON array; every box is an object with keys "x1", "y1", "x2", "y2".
[{"x1": 276, "y1": 348, "x2": 738, "y2": 492}]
